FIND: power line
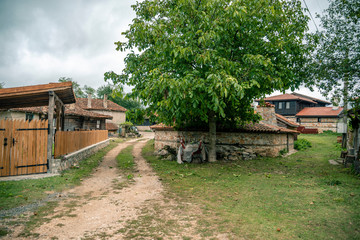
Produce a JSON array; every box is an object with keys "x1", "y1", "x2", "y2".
[{"x1": 302, "y1": 0, "x2": 319, "y2": 32}]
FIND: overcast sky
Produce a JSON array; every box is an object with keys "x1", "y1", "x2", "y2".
[{"x1": 0, "y1": 0, "x2": 330, "y2": 100}]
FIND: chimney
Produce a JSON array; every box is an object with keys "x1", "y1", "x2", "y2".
[
  {"x1": 103, "y1": 94, "x2": 108, "y2": 108},
  {"x1": 257, "y1": 103, "x2": 277, "y2": 126},
  {"x1": 87, "y1": 94, "x2": 92, "y2": 108}
]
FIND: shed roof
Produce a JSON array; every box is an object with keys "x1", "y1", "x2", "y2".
[
  {"x1": 0, "y1": 82, "x2": 76, "y2": 109},
  {"x1": 296, "y1": 107, "x2": 343, "y2": 117},
  {"x1": 275, "y1": 114, "x2": 299, "y2": 128},
  {"x1": 10, "y1": 104, "x2": 113, "y2": 120}
]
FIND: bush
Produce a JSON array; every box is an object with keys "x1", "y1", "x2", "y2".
[{"x1": 294, "y1": 138, "x2": 312, "y2": 150}]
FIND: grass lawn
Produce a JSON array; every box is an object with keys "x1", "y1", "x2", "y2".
[
  {"x1": 0, "y1": 138, "x2": 125, "y2": 212},
  {"x1": 143, "y1": 133, "x2": 360, "y2": 240}
]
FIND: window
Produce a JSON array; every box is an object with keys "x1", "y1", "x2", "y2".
[
  {"x1": 318, "y1": 118, "x2": 321, "y2": 123},
  {"x1": 26, "y1": 113, "x2": 34, "y2": 122},
  {"x1": 296, "y1": 118, "x2": 300, "y2": 123},
  {"x1": 285, "y1": 102, "x2": 290, "y2": 109},
  {"x1": 96, "y1": 120, "x2": 100, "y2": 129},
  {"x1": 278, "y1": 102, "x2": 283, "y2": 109}
]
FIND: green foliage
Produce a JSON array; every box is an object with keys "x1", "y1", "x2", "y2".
[
  {"x1": 120, "y1": 121, "x2": 133, "y2": 127},
  {"x1": 58, "y1": 77, "x2": 86, "y2": 98},
  {"x1": 0, "y1": 82, "x2": 4, "y2": 89},
  {"x1": 106, "y1": 0, "x2": 314, "y2": 128},
  {"x1": 312, "y1": 0, "x2": 360, "y2": 105},
  {"x1": 294, "y1": 138, "x2": 312, "y2": 150},
  {"x1": 126, "y1": 108, "x2": 145, "y2": 125},
  {"x1": 83, "y1": 85, "x2": 96, "y2": 96}
]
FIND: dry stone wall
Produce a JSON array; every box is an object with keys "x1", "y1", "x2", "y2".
[{"x1": 154, "y1": 129, "x2": 295, "y2": 160}]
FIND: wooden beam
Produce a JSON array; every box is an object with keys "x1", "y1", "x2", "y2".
[{"x1": 47, "y1": 91, "x2": 55, "y2": 163}]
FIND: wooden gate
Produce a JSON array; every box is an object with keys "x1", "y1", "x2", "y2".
[{"x1": 0, "y1": 119, "x2": 48, "y2": 177}]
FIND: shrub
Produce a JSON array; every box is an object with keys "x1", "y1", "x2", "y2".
[{"x1": 294, "y1": 138, "x2": 312, "y2": 150}]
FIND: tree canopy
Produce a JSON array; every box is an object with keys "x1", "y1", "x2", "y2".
[
  {"x1": 314, "y1": 0, "x2": 360, "y2": 105},
  {"x1": 106, "y1": 0, "x2": 314, "y2": 127}
]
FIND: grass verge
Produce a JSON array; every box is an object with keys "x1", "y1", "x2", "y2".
[
  {"x1": 0, "y1": 138, "x2": 125, "y2": 212},
  {"x1": 142, "y1": 134, "x2": 360, "y2": 240},
  {"x1": 113, "y1": 145, "x2": 136, "y2": 189}
]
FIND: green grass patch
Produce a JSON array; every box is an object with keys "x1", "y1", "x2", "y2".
[
  {"x1": 294, "y1": 138, "x2": 312, "y2": 150},
  {"x1": 0, "y1": 138, "x2": 125, "y2": 212},
  {"x1": 142, "y1": 135, "x2": 360, "y2": 239},
  {"x1": 114, "y1": 145, "x2": 136, "y2": 189}
]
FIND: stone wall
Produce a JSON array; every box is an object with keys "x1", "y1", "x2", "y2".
[
  {"x1": 154, "y1": 129, "x2": 295, "y2": 160},
  {"x1": 49, "y1": 139, "x2": 110, "y2": 174},
  {"x1": 298, "y1": 117, "x2": 338, "y2": 133}
]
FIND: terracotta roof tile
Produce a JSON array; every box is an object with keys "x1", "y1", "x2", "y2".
[
  {"x1": 77, "y1": 98, "x2": 127, "y2": 112},
  {"x1": 275, "y1": 114, "x2": 299, "y2": 127},
  {"x1": 151, "y1": 122, "x2": 298, "y2": 134},
  {"x1": 296, "y1": 107, "x2": 343, "y2": 117}
]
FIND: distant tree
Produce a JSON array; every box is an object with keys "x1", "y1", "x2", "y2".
[
  {"x1": 0, "y1": 82, "x2": 4, "y2": 89},
  {"x1": 58, "y1": 77, "x2": 86, "y2": 98},
  {"x1": 97, "y1": 84, "x2": 113, "y2": 99},
  {"x1": 313, "y1": 0, "x2": 360, "y2": 148},
  {"x1": 126, "y1": 108, "x2": 146, "y2": 125},
  {"x1": 84, "y1": 85, "x2": 96, "y2": 96},
  {"x1": 106, "y1": 0, "x2": 315, "y2": 161}
]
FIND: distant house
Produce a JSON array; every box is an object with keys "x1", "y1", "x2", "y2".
[
  {"x1": 0, "y1": 103, "x2": 113, "y2": 131},
  {"x1": 76, "y1": 95, "x2": 127, "y2": 132},
  {"x1": 257, "y1": 92, "x2": 330, "y2": 117},
  {"x1": 295, "y1": 107, "x2": 343, "y2": 133}
]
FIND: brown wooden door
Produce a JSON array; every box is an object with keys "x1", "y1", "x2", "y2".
[{"x1": 0, "y1": 119, "x2": 48, "y2": 177}]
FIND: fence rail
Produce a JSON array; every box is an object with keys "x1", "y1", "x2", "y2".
[{"x1": 54, "y1": 130, "x2": 108, "y2": 158}]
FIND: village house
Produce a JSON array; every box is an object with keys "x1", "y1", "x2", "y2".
[
  {"x1": 76, "y1": 94, "x2": 127, "y2": 132},
  {"x1": 295, "y1": 106, "x2": 344, "y2": 133},
  {"x1": 257, "y1": 92, "x2": 331, "y2": 119},
  {"x1": 0, "y1": 103, "x2": 113, "y2": 131}
]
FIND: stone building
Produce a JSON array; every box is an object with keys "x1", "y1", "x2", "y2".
[
  {"x1": 76, "y1": 95, "x2": 127, "y2": 132},
  {"x1": 151, "y1": 104, "x2": 299, "y2": 160},
  {"x1": 295, "y1": 107, "x2": 343, "y2": 133}
]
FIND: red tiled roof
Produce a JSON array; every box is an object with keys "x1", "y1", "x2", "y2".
[
  {"x1": 296, "y1": 107, "x2": 343, "y2": 117},
  {"x1": 106, "y1": 122, "x2": 119, "y2": 131},
  {"x1": 77, "y1": 98, "x2": 127, "y2": 112},
  {"x1": 275, "y1": 114, "x2": 299, "y2": 128},
  {"x1": 10, "y1": 103, "x2": 113, "y2": 120},
  {"x1": 261, "y1": 93, "x2": 317, "y2": 104},
  {"x1": 150, "y1": 122, "x2": 298, "y2": 134}
]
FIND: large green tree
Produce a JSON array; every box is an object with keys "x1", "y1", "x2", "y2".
[
  {"x1": 313, "y1": 0, "x2": 359, "y2": 148},
  {"x1": 106, "y1": 0, "x2": 314, "y2": 161}
]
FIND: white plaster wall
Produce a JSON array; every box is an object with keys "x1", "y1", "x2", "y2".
[{"x1": 92, "y1": 110, "x2": 126, "y2": 125}]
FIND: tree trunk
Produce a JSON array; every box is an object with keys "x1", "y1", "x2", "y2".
[
  {"x1": 208, "y1": 112, "x2": 217, "y2": 162},
  {"x1": 342, "y1": 72, "x2": 349, "y2": 149}
]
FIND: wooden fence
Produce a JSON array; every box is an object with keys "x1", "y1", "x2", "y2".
[
  {"x1": 54, "y1": 130, "x2": 108, "y2": 158},
  {"x1": 0, "y1": 119, "x2": 48, "y2": 177}
]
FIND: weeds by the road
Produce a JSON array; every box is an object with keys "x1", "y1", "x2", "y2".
[{"x1": 143, "y1": 134, "x2": 360, "y2": 240}]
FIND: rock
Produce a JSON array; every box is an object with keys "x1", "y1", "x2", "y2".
[
  {"x1": 165, "y1": 155, "x2": 176, "y2": 161},
  {"x1": 157, "y1": 149, "x2": 169, "y2": 156}
]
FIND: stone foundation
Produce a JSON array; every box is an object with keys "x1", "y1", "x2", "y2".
[
  {"x1": 154, "y1": 129, "x2": 295, "y2": 160},
  {"x1": 49, "y1": 139, "x2": 110, "y2": 173}
]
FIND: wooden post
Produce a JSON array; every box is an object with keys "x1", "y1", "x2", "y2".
[
  {"x1": 47, "y1": 91, "x2": 55, "y2": 163},
  {"x1": 55, "y1": 101, "x2": 61, "y2": 131},
  {"x1": 61, "y1": 105, "x2": 65, "y2": 131}
]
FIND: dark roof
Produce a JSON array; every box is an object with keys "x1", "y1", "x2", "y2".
[
  {"x1": 275, "y1": 114, "x2": 299, "y2": 128},
  {"x1": 0, "y1": 82, "x2": 76, "y2": 109},
  {"x1": 151, "y1": 122, "x2": 298, "y2": 134},
  {"x1": 77, "y1": 98, "x2": 127, "y2": 112},
  {"x1": 296, "y1": 107, "x2": 343, "y2": 117},
  {"x1": 9, "y1": 103, "x2": 113, "y2": 120},
  {"x1": 259, "y1": 93, "x2": 317, "y2": 104},
  {"x1": 291, "y1": 92, "x2": 331, "y2": 104}
]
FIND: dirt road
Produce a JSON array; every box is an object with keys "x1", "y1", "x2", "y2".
[{"x1": 3, "y1": 133, "x2": 221, "y2": 239}]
